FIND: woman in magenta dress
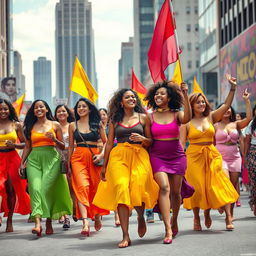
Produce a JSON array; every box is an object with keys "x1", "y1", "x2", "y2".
[
  {"x1": 145, "y1": 81, "x2": 193, "y2": 244},
  {"x1": 215, "y1": 89, "x2": 252, "y2": 219}
]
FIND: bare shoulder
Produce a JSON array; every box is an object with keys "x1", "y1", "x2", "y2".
[{"x1": 14, "y1": 121, "x2": 22, "y2": 130}]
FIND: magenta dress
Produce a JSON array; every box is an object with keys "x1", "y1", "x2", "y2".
[
  {"x1": 215, "y1": 124, "x2": 241, "y2": 173},
  {"x1": 149, "y1": 114, "x2": 194, "y2": 201}
]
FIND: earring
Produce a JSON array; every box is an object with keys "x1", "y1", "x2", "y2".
[{"x1": 120, "y1": 103, "x2": 123, "y2": 108}]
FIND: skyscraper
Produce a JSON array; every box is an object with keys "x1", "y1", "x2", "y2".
[
  {"x1": 13, "y1": 50, "x2": 25, "y2": 94},
  {"x1": 55, "y1": 0, "x2": 97, "y2": 106},
  {"x1": 33, "y1": 57, "x2": 52, "y2": 108}
]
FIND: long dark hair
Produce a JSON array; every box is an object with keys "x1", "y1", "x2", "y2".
[
  {"x1": 251, "y1": 104, "x2": 256, "y2": 134},
  {"x1": 108, "y1": 89, "x2": 145, "y2": 124},
  {"x1": 0, "y1": 98, "x2": 18, "y2": 121},
  {"x1": 23, "y1": 99, "x2": 54, "y2": 140},
  {"x1": 217, "y1": 103, "x2": 236, "y2": 122},
  {"x1": 73, "y1": 98, "x2": 101, "y2": 131},
  {"x1": 54, "y1": 104, "x2": 75, "y2": 123},
  {"x1": 145, "y1": 80, "x2": 183, "y2": 110}
]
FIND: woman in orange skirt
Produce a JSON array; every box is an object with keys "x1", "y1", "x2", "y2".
[
  {"x1": 68, "y1": 98, "x2": 109, "y2": 236},
  {"x1": 0, "y1": 99, "x2": 30, "y2": 232}
]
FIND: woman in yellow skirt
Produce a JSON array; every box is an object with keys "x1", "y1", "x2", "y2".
[
  {"x1": 180, "y1": 74, "x2": 239, "y2": 231},
  {"x1": 93, "y1": 89, "x2": 159, "y2": 248}
]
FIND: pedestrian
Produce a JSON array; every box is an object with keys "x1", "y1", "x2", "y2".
[
  {"x1": 145, "y1": 80, "x2": 193, "y2": 243},
  {"x1": 68, "y1": 98, "x2": 109, "y2": 236},
  {"x1": 21, "y1": 99, "x2": 72, "y2": 236},
  {"x1": 244, "y1": 104, "x2": 256, "y2": 216},
  {"x1": 181, "y1": 74, "x2": 239, "y2": 231},
  {"x1": 93, "y1": 89, "x2": 159, "y2": 248},
  {"x1": 214, "y1": 89, "x2": 252, "y2": 219},
  {"x1": 0, "y1": 98, "x2": 30, "y2": 232},
  {"x1": 54, "y1": 104, "x2": 76, "y2": 229}
]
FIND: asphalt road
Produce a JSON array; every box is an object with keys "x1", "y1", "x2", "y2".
[{"x1": 0, "y1": 192, "x2": 255, "y2": 256}]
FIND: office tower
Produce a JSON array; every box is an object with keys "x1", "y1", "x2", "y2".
[
  {"x1": 13, "y1": 50, "x2": 25, "y2": 94},
  {"x1": 33, "y1": 57, "x2": 52, "y2": 108},
  {"x1": 55, "y1": 0, "x2": 97, "y2": 106},
  {"x1": 118, "y1": 37, "x2": 134, "y2": 89}
]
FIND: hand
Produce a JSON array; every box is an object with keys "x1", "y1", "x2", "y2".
[
  {"x1": 129, "y1": 133, "x2": 144, "y2": 142},
  {"x1": 5, "y1": 140, "x2": 15, "y2": 148},
  {"x1": 225, "y1": 74, "x2": 237, "y2": 89},
  {"x1": 19, "y1": 162, "x2": 26, "y2": 176},
  {"x1": 180, "y1": 82, "x2": 188, "y2": 95},
  {"x1": 45, "y1": 131, "x2": 56, "y2": 141},
  {"x1": 100, "y1": 168, "x2": 107, "y2": 181},
  {"x1": 242, "y1": 88, "x2": 250, "y2": 101},
  {"x1": 92, "y1": 154, "x2": 102, "y2": 164}
]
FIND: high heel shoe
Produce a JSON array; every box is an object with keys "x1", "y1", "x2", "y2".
[
  {"x1": 163, "y1": 237, "x2": 172, "y2": 244},
  {"x1": 225, "y1": 217, "x2": 234, "y2": 231},
  {"x1": 172, "y1": 230, "x2": 178, "y2": 238},
  {"x1": 81, "y1": 218, "x2": 90, "y2": 236},
  {"x1": 94, "y1": 216, "x2": 102, "y2": 231},
  {"x1": 32, "y1": 226, "x2": 42, "y2": 237},
  {"x1": 45, "y1": 219, "x2": 53, "y2": 235},
  {"x1": 193, "y1": 219, "x2": 202, "y2": 231}
]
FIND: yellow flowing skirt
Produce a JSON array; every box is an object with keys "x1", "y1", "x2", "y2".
[
  {"x1": 93, "y1": 143, "x2": 159, "y2": 211},
  {"x1": 183, "y1": 144, "x2": 239, "y2": 210}
]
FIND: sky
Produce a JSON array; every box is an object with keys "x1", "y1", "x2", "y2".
[{"x1": 13, "y1": 0, "x2": 133, "y2": 108}]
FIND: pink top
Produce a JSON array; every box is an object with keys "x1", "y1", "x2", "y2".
[
  {"x1": 151, "y1": 114, "x2": 179, "y2": 140},
  {"x1": 215, "y1": 125, "x2": 239, "y2": 144}
]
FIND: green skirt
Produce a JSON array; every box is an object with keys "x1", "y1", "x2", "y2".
[{"x1": 27, "y1": 146, "x2": 72, "y2": 219}]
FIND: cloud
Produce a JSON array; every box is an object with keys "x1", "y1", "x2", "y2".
[{"x1": 13, "y1": 0, "x2": 133, "y2": 107}]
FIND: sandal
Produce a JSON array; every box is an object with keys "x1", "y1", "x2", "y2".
[
  {"x1": 45, "y1": 219, "x2": 53, "y2": 235},
  {"x1": 63, "y1": 218, "x2": 70, "y2": 229},
  {"x1": 94, "y1": 216, "x2": 102, "y2": 231},
  {"x1": 81, "y1": 218, "x2": 90, "y2": 236},
  {"x1": 193, "y1": 219, "x2": 202, "y2": 231}
]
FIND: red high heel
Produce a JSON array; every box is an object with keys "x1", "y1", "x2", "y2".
[
  {"x1": 81, "y1": 226, "x2": 90, "y2": 236},
  {"x1": 163, "y1": 238, "x2": 172, "y2": 244},
  {"x1": 32, "y1": 226, "x2": 42, "y2": 237},
  {"x1": 45, "y1": 219, "x2": 53, "y2": 235}
]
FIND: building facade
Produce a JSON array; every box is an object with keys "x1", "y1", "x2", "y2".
[
  {"x1": 33, "y1": 57, "x2": 52, "y2": 109},
  {"x1": 118, "y1": 37, "x2": 134, "y2": 89},
  {"x1": 13, "y1": 50, "x2": 25, "y2": 94},
  {"x1": 55, "y1": 0, "x2": 97, "y2": 107}
]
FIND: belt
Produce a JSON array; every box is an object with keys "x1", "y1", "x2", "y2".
[
  {"x1": 218, "y1": 142, "x2": 237, "y2": 146},
  {"x1": 154, "y1": 137, "x2": 179, "y2": 141},
  {"x1": 190, "y1": 142, "x2": 213, "y2": 145},
  {"x1": 77, "y1": 143, "x2": 98, "y2": 148},
  {"x1": 0, "y1": 148, "x2": 15, "y2": 152}
]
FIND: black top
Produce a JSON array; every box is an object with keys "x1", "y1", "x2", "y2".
[{"x1": 74, "y1": 129, "x2": 99, "y2": 143}]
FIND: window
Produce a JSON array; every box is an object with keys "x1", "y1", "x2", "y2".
[
  {"x1": 195, "y1": 42, "x2": 199, "y2": 50},
  {"x1": 194, "y1": 6, "x2": 198, "y2": 14},
  {"x1": 188, "y1": 60, "x2": 192, "y2": 69},
  {"x1": 186, "y1": 6, "x2": 191, "y2": 14},
  {"x1": 195, "y1": 24, "x2": 199, "y2": 32},
  {"x1": 186, "y1": 24, "x2": 191, "y2": 32},
  {"x1": 196, "y1": 60, "x2": 200, "y2": 68},
  {"x1": 187, "y1": 42, "x2": 192, "y2": 51}
]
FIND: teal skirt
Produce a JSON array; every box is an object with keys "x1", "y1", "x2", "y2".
[{"x1": 27, "y1": 146, "x2": 72, "y2": 219}]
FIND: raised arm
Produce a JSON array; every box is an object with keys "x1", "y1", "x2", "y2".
[{"x1": 211, "y1": 74, "x2": 237, "y2": 123}]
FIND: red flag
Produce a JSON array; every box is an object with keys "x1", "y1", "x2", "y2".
[
  {"x1": 148, "y1": 0, "x2": 179, "y2": 83},
  {"x1": 132, "y1": 70, "x2": 147, "y2": 105}
]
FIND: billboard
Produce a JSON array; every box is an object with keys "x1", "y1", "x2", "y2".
[
  {"x1": 0, "y1": 77, "x2": 17, "y2": 103},
  {"x1": 220, "y1": 24, "x2": 256, "y2": 112}
]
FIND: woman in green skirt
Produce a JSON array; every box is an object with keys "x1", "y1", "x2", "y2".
[{"x1": 20, "y1": 100, "x2": 72, "y2": 236}]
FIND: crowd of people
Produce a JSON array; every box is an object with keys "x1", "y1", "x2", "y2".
[{"x1": 0, "y1": 74, "x2": 255, "y2": 248}]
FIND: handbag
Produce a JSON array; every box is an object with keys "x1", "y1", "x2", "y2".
[
  {"x1": 60, "y1": 159, "x2": 68, "y2": 174},
  {"x1": 76, "y1": 123, "x2": 104, "y2": 167},
  {"x1": 20, "y1": 167, "x2": 27, "y2": 179}
]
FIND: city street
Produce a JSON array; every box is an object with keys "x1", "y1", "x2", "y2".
[{"x1": 0, "y1": 192, "x2": 255, "y2": 256}]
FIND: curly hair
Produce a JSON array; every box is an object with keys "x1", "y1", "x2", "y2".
[
  {"x1": 144, "y1": 80, "x2": 183, "y2": 110},
  {"x1": 251, "y1": 104, "x2": 256, "y2": 134},
  {"x1": 73, "y1": 98, "x2": 101, "y2": 132},
  {"x1": 0, "y1": 98, "x2": 19, "y2": 121},
  {"x1": 217, "y1": 103, "x2": 236, "y2": 122},
  {"x1": 23, "y1": 99, "x2": 54, "y2": 140},
  {"x1": 107, "y1": 89, "x2": 145, "y2": 124},
  {"x1": 189, "y1": 93, "x2": 212, "y2": 117},
  {"x1": 54, "y1": 104, "x2": 75, "y2": 123}
]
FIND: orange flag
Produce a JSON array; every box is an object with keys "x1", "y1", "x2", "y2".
[
  {"x1": 131, "y1": 70, "x2": 147, "y2": 105},
  {"x1": 193, "y1": 76, "x2": 203, "y2": 94},
  {"x1": 12, "y1": 94, "x2": 25, "y2": 117},
  {"x1": 172, "y1": 59, "x2": 182, "y2": 85}
]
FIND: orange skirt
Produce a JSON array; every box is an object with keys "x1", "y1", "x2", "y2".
[{"x1": 71, "y1": 146, "x2": 109, "y2": 219}]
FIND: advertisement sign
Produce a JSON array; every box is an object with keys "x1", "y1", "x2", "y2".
[
  {"x1": 0, "y1": 77, "x2": 17, "y2": 103},
  {"x1": 220, "y1": 24, "x2": 256, "y2": 112}
]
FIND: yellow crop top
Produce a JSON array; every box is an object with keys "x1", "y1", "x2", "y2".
[
  {"x1": 188, "y1": 121, "x2": 214, "y2": 144},
  {"x1": 0, "y1": 130, "x2": 17, "y2": 147},
  {"x1": 31, "y1": 128, "x2": 56, "y2": 147}
]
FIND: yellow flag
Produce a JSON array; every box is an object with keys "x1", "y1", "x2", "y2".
[
  {"x1": 69, "y1": 56, "x2": 98, "y2": 104},
  {"x1": 12, "y1": 94, "x2": 25, "y2": 117},
  {"x1": 172, "y1": 59, "x2": 182, "y2": 85},
  {"x1": 193, "y1": 76, "x2": 203, "y2": 94}
]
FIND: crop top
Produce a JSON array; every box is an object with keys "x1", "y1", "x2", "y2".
[
  {"x1": 151, "y1": 114, "x2": 179, "y2": 140},
  {"x1": 0, "y1": 129, "x2": 17, "y2": 147},
  {"x1": 115, "y1": 122, "x2": 144, "y2": 144},
  {"x1": 31, "y1": 128, "x2": 56, "y2": 147},
  {"x1": 215, "y1": 124, "x2": 239, "y2": 144},
  {"x1": 74, "y1": 129, "x2": 99, "y2": 143}
]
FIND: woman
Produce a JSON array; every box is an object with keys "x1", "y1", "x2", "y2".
[
  {"x1": 54, "y1": 104, "x2": 75, "y2": 229},
  {"x1": 1, "y1": 77, "x2": 17, "y2": 103},
  {"x1": 215, "y1": 90, "x2": 252, "y2": 218},
  {"x1": 93, "y1": 89, "x2": 159, "y2": 248},
  {"x1": 181, "y1": 74, "x2": 239, "y2": 231},
  {"x1": 145, "y1": 81, "x2": 193, "y2": 243},
  {"x1": 0, "y1": 98, "x2": 30, "y2": 231},
  {"x1": 244, "y1": 104, "x2": 256, "y2": 216},
  {"x1": 21, "y1": 100, "x2": 72, "y2": 236},
  {"x1": 99, "y1": 107, "x2": 120, "y2": 227},
  {"x1": 68, "y1": 98, "x2": 109, "y2": 236}
]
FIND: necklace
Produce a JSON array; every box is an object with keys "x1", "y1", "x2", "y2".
[{"x1": 156, "y1": 107, "x2": 170, "y2": 112}]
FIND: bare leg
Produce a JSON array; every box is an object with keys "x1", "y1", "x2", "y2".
[
  {"x1": 0, "y1": 195, "x2": 2, "y2": 227},
  {"x1": 5, "y1": 179, "x2": 15, "y2": 232},
  {"x1": 203, "y1": 208, "x2": 212, "y2": 229},
  {"x1": 154, "y1": 172, "x2": 172, "y2": 241},
  {"x1": 32, "y1": 217, "x2": 42, "y2": 236},
  {"x1": 114, "y1": 211, "x2": 120, "y2": 226},
  {"x1": 94, "y1": 214, "x2": 102, "y2": 231},
  {"x1": 229, "y1": 172, "x2": 240, "y2": 219},
  {"x1": 193, "y1": 207, "x2": 202, "y2": 231},
  {"x1": 78, "y1": 201, "x2": 90, "y2": 235},
  {"x1": 134, "y1": 202, "x2": 146, "y2": 238},
  {"x1": 224, "y1": 204, "x2": 234, "y2": 230},
  {"x1": 117, "y1": 204, "x2": 131, "y2": 248}
]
